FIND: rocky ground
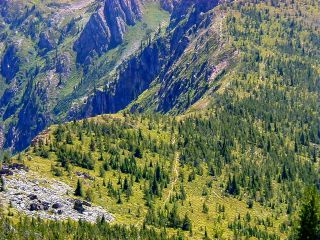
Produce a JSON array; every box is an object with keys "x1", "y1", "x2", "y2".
[
  {"x1": 0, "y1": 127, "x2": 3, "y2": 149},
  {"x1": 0, "y1": 167, "x2": 114, "y2": 223}
]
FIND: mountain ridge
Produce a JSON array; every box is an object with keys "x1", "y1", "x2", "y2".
[
  {"x1": 0, "y1": 0, "x2": 319, "y2": 239},
  {"x1": 0, "y1": 0, "x2": 171, "y2": 152}
]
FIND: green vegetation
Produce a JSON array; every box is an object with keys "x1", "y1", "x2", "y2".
[
  {"x1": 52, "y1": 2, "x2": 170, "y2": 117},
  {"x1": 294, "y1": 187, "x2": 320, "y2": 240},
  {"x1": 0, "y1": 215, "x2": 179, "y2": 240},
  {"x1": 5, "y1": 104, "x2": 317, "y2": 239},
  {"x1": 0, "y1": 0, "x2": 319, "y2": 239},
  {"x1": 0, "y1": 0, "x2": 170, "y2": 151},
  {"x1": 75, "y1": 179, "x2": 84, "y2": 197}
]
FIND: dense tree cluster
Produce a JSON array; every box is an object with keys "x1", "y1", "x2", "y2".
[
  {"x1": 3, "y1": 0, "x2": 320, "y2": 239},
  {"x1": 0, "y1": 215, "x2": 181, "y2": 240}
]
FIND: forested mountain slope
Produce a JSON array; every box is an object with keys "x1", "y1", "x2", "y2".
[
  {"x1": 0, "y1": 0, "x2": 170, "y2": 152},
  {"x1": 2, "y1": 107, "x2": 318, "y2": 239},
  {"x1": 0, "y1": 0, "x2": 319, "y2": 239},
  {"x1": 77, "y1": 0, "x2": 234, "y2": 117}
]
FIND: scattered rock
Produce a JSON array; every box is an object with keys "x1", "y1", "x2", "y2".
[
  {"x1": 28, "y1": 194, "x2": 37, "y2": 200},
  {"x1": 82, "y1": 201, "x2": 92, "y2": 207},
  {"x1": 74, "y1": 199, "x2": 85, "y2": 213},
  {"x1": 0, "y1": 169, "x2": 13, "y2": 176},
  {"x1": 42, "y1": 201, "x2": 50, "y2": 210},
  {"x1": 30, "y1": 203, "x2": 40, "y2": 211},
  {"x1": 0, "y1": 169, "x2": 114, "y2": 223},
  {"x1": 52, "y1": 202, "x2": 63, "y2": 209},
  {"x1": 75, "y1": 172, "x2": 94, "y2": 180},
  {"x1": 8, "y1": 163, "x2": 29, "y2": 171}
]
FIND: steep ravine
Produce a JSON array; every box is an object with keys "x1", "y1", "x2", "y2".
[
  {"x1": 74, "y1": 0, "x2": 143, "y2": 64},
  {"x1": 77, "y1": 0, "x2": 225, "y2": 116},
  {"x1": 1, "y1": 0, "x2": 226, "y2": 153},
  {"x1": 78, "y1": 37, "x2": 169, "y2": 118},
  {"x1": 0, "y1": 0, "x2": 171, "y2": 152}
]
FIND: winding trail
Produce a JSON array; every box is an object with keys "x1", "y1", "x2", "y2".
[
  {"x1": 163, "y1": 136, "x2": 180, "y2": 207},
  {"x1": 212, "y1": 187, "x2": 222, "y2": 200}
]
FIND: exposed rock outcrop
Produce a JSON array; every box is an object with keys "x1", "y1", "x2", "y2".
[
  {"x1": 160, "y1": 0, "x2": 180, "y2": 13},
  {"x1": 74, "y1": 0, "x2": 142, "y2": 64},
  {"x1": 1, "y1": 45, "x2": 20, "y2": 83},
  {"x1": 78, "y1": 0, "x2": 224, "y2": 116},
  {"x1": 74, "y1": 9, "x2": 111, "y2": 64},
  {"x1": 56, "y1": 52, "x2": 72, "y2": 77},
  {"x1": 38, "y1": 31, "x2": 56, "y2": 53},
  {"x1": 78, "y1": 37, "x2": 168, "y2": 117}
]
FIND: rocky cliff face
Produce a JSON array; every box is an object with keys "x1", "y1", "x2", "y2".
[
  {"x1": 78, "y1": 0, "x2": 225, "y2": 116},
  {"x1": 38, "y1": 31, "x2": 56, "y2": 54},
  {"x1": 78, "y1": 37, "x2": 168, "y2": 117},
  {"x1": 0, "y1": 0, "x2": 169, "y2": 152},
  {"x1": 105, "y1": 0, "x2": 142, "y2": 46},
  {"x1": 170, "y1": 0, "x2": 220, "y2": 28},
  {"x1": 0, "y1": 125, "x2": 3, "y2": 150},
  {"x1": 74, "y1": 0, "x2": 143, "y2": 64},
  {"x1": 1, "y1": 0, "x2": 225, "y2": 152},
  {"x1": 0, "y1": 82, "x2": 19, "y2": 120},
  {"x1": 1, "y1": 45, "x2": 20, "y2": 83},
  {"x1": 74, "y1": 9, "x2": 111, "y2": 64},
  {"x1": 159, "y1": 0, "x2": 180, "y2": 13},
  {"x1": 4, "y1": 80, "x2": 50, "y2": 151}
]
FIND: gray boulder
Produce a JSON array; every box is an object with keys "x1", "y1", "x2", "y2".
[
  {"x1": 74, "y1": 199, "x2": 85, "y2": 213},
  {"x1": 52, "y1": 202, "x2": 63, "y2": 209},
  {"x1": 30, "y1": 203, "x2": 40, "y2": 211}
]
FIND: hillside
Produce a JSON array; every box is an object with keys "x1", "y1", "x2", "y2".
[
  {"x1": 3, "y1": 0, "x2": 318, "y2": 154},
  {"x1": 0, "y1": 0, "x2": 170, "y2": 152},
  {"x1": 1, "y1": 104, "x2": 318, "y2": 239},
  {"x1": 0, "y1": 0, "x2": 319, "y2": 239}
]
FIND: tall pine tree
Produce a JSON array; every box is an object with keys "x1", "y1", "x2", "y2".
[{"x1": 296, "y1": 187, "x2": 320, "y2": 240}]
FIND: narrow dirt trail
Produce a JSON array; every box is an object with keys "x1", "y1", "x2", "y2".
[
  {"x1": 212, "y1": 187, "x2": 222, "y2": 200},
  {"x1": 163, "y1": 136, "x2": 180, "y2": 207}
]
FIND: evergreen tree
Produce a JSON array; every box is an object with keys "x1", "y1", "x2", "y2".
[
  {"x1": 226, "y1": 175, "x2": 240, "y2": 196},
  {"x1": 134, "y1": 148, "x2": 143, "y2": 158},
  {"x1": 202, "y1": 201, "x2": 209, "y2": 214},
  {"x1": 182, "y1": 213, "x2": 192, "y2": 232},
  {"x1": 90, "y1": 138, "x2": 96, "y2": 152},
  {"x1": 117, "y1": 191, "x2": 122, "y2": 204},
  {"x1": 0, "y1": 177, "x2": 5, "y2": 192},
  {"x1": 168, "y1": 203, "x2": 180, "y2": 228},
  {"x1": 74, "y1": 179, "x2": 84, "y2": 197},
  {"x1": 66, "y1": 132, "x2": 73, "y2": 144},
  {"x1": 296, "y1": 187, "x2": 320, "y2": 240}
]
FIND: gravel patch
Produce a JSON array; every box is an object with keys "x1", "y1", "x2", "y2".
[{"x1": 0, "y1": 169, "x2": 114, "y2": 223}]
